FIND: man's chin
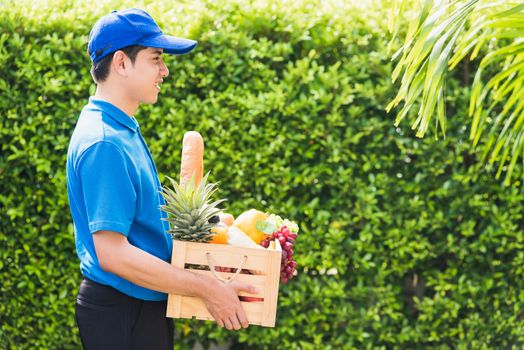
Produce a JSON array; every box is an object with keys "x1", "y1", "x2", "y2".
[{"x1": 142, "y1": 96, "x2": 159, "y2": 105}]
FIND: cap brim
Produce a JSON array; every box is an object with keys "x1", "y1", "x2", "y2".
[{"x1": 141, "y1": 34, "x2": 197, "y2": 55}]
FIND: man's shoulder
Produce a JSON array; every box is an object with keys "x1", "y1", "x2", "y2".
[{"x1": 68, "y1": 105, "x2": 128, "y2": 162}]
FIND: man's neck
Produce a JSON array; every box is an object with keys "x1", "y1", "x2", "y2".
[{"x1": 93, "y1": 84, "x2": 139, "y2": 117}]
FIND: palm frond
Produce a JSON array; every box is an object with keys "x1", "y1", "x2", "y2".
[{"x1": 389, "y1": 0, "x2": 524, "y2": 184}]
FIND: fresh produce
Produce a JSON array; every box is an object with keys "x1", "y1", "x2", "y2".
[
  {"x1": 233, "y1": 209, "x2": 269, "y2": 244},
  {"x1": 239, "y1": 296, "x2": 264, "y2": 303},
  {"x1": 180, "y1": 131, "x2": 204, "y2": 186},
  {"x1": 227, "y1": 226, "x2": 265, "y2": 249},
  {"x1": 160, "y1": 173, "x2": 226, "y2": 243},
  {"x1": 261, "y1": 223, "x2": 299, "y2": 284},
  {"x1": 210, "y1": 223, "x2": 228, "y2": 244},
  {"x1": 208, "y1": 215, "x2": 220, "y2": 224},
  {"x1": 219, "y1": 213, "x2": 234, "y2": 226},
  {"x1": 164, "y1": 131, "x2": 299, "y2": 287},
  {"x1": 266, "y1": 214, "x2": 299, "y2": 236}
]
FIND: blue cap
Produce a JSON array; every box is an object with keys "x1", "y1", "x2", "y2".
[{"x1": 88, "y1": 8, "x2": 197, "y2": 63}]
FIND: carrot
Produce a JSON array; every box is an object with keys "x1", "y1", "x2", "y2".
[{"x1": 180, "y1": 131, "x2": 204, "y2": 186}]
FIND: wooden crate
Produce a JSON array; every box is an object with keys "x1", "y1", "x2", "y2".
[{"x1": 166, "y1": 239, "x2": 282, "y2": 327}]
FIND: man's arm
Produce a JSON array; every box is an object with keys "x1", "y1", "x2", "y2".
[{"x1": 93, "y1": 230, "x2": 258, "y2": 330}]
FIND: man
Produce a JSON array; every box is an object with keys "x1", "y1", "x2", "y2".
[{"x1": 66, "y1": 8, "x2": 257, "y2": 349}]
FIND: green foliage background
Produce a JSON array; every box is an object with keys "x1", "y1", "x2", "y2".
[{"x1": 1, "y1": 0, "x2": 523, "y2": 349}]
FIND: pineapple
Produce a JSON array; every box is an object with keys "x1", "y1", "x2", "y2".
[{"x1": 161, "y1": 172, "x2": 226, "y2": 243}]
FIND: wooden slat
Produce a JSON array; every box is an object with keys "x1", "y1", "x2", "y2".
[
  {"x1": 262, "y1": 239, "x2": 282, "y2": 327},
  {"x1": 186, "y1": 269, "x2": 267, "y2": 297},
  {"x1": 166, "y1": 295, "x2": 180, "y2": 318},
  {"x1": 180, "y1": 240, "x2": 268, "y2": 254},
  {"x1": 178, "y1": 296, "x2": 265, "y2": 325},
  {"x1": 183, "y1": 242, "x2": 268, "y2": 271},
  {"x1": 166, "y1": 243, "x2": 175, "y2": 317},
  {"x1": 166, "y1": 241, "x2": 188, "y2": 318}
]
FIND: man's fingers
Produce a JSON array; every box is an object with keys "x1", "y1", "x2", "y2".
[
  {"x1": 237, "y1": 310, "x2": 249, "y2": 329},
  {"x1": 230, "y1": 316, "x2": 242, "y2": 330},
  {"x1": 223, "y1": 318, "x2": 233, "y2": 330},
  {"x1": 206, "y1": 281, "x2": 253, "y2": 330}
]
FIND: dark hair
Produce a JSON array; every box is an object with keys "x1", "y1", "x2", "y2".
[{"x1": 89, "y1": 45, "x2": 148, "y2": 83}]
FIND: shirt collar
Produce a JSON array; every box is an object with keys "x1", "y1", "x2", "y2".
[{"x1": 87, "y1": 97, "x2": 140, "y2": 133}]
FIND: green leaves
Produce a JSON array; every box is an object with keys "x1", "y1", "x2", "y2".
[
  {"x1": 388, "y1": 1, "x2": 524, "y2": 185},
  {"x1": 160, "y1": 172, "x2": 226, "y2": 242},
  {"x1": 387, "y1": 0, "x2": 478, "y2": 138},
  {"x1": 256, "y1": 220, "x2": 276, "y2": 235}
]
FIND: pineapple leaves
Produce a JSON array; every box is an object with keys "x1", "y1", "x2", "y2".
[{"x1": 160, "y1": 172, "x2": 226, "y2": 242}]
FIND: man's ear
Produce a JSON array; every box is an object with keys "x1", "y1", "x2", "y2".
[{"x1": 112, "y1": 50, "x2": 129, "y2": 77}]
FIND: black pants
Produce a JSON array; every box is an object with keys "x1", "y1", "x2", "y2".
[{"x1": 75, "y1": 277, "x2": 174, "y2": 350}]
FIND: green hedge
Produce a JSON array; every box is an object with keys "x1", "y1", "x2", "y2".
[{"x1": 1, "y1": 1, "x2": 523, "y2": 349}]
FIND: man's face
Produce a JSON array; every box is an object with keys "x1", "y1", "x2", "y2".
[{"x1": 125, "y1": 47, "x2": 169, "y2": 104}]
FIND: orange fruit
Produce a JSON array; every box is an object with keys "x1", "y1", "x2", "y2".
[{"x1": 210, "y1": 225, "x2": 228, "y2": 245}]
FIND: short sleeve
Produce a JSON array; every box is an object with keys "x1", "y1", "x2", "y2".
[{"x1": 77, "y1": 141, "x2": 137, "y2": 236}]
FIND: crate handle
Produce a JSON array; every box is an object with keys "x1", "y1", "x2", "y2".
[{"x1": 206, "y1": 252, "x2": 248, "y2": 284}]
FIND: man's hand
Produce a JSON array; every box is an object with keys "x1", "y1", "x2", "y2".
[{"x1": 202, "y1": 280, "x2": 259, "y2": 330}]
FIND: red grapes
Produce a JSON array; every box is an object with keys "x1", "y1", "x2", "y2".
[{"x1": 260, "y1": 225, "x2": 298, "y2": 284}]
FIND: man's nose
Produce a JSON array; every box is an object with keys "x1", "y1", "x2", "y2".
[{"x1": 160, "y1": 61, "x2": 169, "y2": 78}]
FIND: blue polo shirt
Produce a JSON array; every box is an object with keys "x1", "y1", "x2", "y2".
[{"x1": 66, "y1": 97, "x2": 172, "y2": 301}]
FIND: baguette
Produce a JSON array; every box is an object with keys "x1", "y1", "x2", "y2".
[{"x1": 180, "y1": 131, "x2": 204, "y2": 186}]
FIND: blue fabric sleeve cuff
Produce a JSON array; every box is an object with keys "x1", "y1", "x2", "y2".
[{"x1": 89, "y1": 221, "x2": 131, "y2": 236}]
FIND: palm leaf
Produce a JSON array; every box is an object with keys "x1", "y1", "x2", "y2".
[{"x1": 389, "y1": 0, "x2": 524, "y2": 184}]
